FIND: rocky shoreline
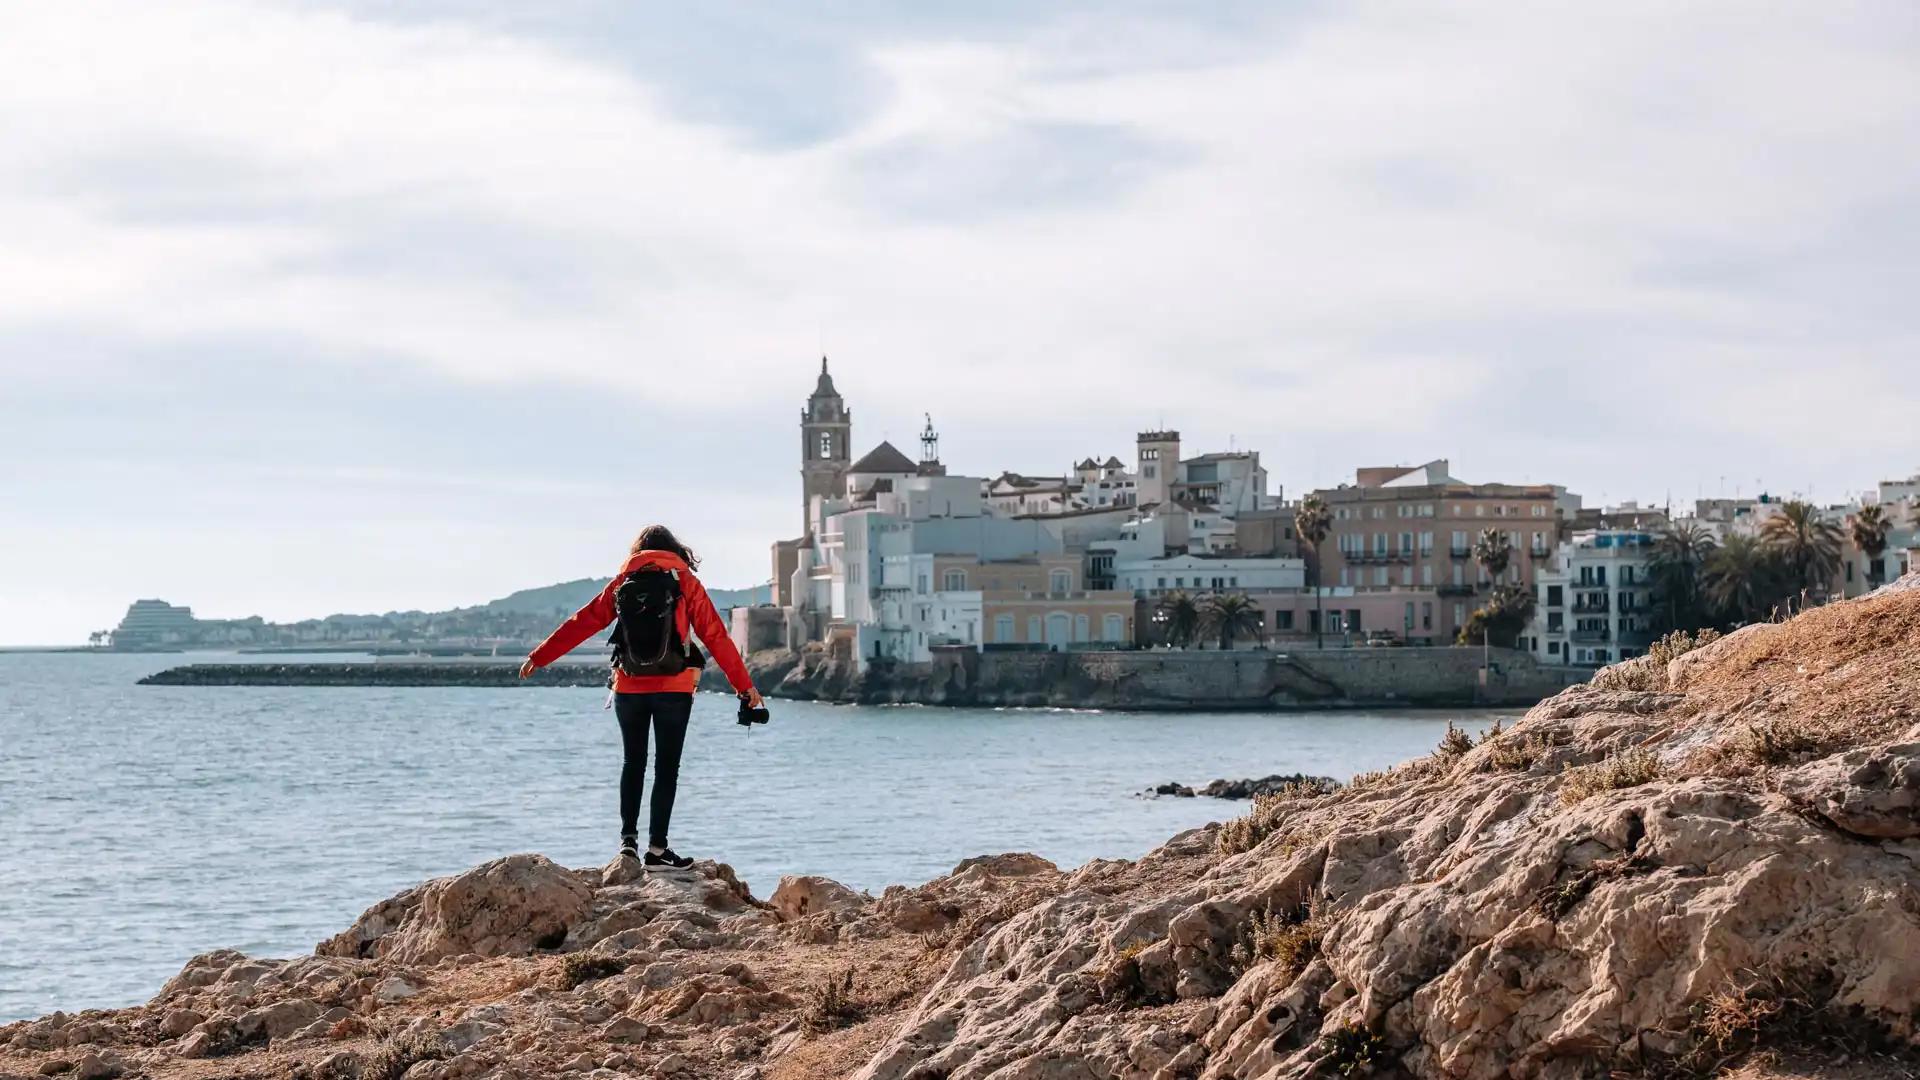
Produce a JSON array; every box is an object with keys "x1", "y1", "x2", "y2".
[
  {"x1": 1148, "y1": 775, "x2": 1339, "y2": 799},
  {"x1": 15, "y1": 573, "x2": 1920, "y2": 1078}
]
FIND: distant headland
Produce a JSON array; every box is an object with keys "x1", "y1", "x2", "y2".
[{"x1": 93, "y1": 580, "x2": 771, "y2": 653}]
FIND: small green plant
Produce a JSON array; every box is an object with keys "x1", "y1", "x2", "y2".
[
  {"x1": 801, "y1": 968, "x2": 863, "y2": 1033},
  {"x1": 1098, "y1": 939, "x2": 1170, "y2": 1008},
  {"x1": 1483, "y1": 731, "x2": 1553, "y2": 772},
  {"x1": 1319, "y1": 1022, "x2": 1390, "y2": 1075},
  {"x1": 1732, "y1": 715, "x2": 1832, "y2": 767},
  {"x1": 1217, "y1": 792, "x2": 1295, "y2": 855},
  {"x1": 1234, "y1": 903, "x2": 1326, "y2": 978},
  {"x1": 555, "y1": 952, "x2": 629, "y2": 989},
  {"x1": 1435, "y1": 722, "x2": 1475, "y2": 758},
  {"x1": 1648, "y1": 627, "x2": 1722, "y2": 667},
  {"x1": 1559, "y1": 747, "x2": 1662, "y2": 805},
  {"x1": 1533, "y1": 852, "x2": 1655, "y2": 920},
  {"x1": 363, "y1": 1032, "x2": 450, "y2": 1080}
]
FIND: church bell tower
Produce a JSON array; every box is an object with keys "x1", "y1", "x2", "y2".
[{"x1": 800, "y1": 356, "x2": 851, "y2": 536}]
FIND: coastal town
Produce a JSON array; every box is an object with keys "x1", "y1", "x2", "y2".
[
  {"x1": 741, "y1": 358, "x2": 1919, "y2": 674},
  {"x1": 108, "y1": 356, "x2": 1919, "y2": 684}
]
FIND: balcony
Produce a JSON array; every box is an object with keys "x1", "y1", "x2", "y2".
[
  {"x1": 1346, "y1": 550, "x2": 1413, "y2": 565},
  {"x1": 1574, "y1": 578, "x2": 1609, "y2": 590},
  {"x1": 1571, "y1": 628, "x2": 1611, "y2": 643},
  {"x1": 1449, "y1": 546, "x2": 1471, "y2": 558},
  {"x1": 1436, "y1": 584, "x2": 1477, "y2": 597},
  {"x1": 1572, "y1": 599, "x2": 1610, "y2": 614}
]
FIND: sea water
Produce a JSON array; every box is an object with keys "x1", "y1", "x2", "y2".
[{"x1": 0, "y1": 650, "x2": 1514, "y2": 1021}]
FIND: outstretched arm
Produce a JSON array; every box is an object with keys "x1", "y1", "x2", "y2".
[
  {"x1": 522, "y1": 581, "x2": 617, "y2": 674},
  {"x1": 684, "y1": 575, "x2": 761, "y2": 702}
]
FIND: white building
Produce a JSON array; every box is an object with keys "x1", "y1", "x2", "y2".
[{"x1": 1526, "y1": 529, "x2": 1660, "y2": 667}]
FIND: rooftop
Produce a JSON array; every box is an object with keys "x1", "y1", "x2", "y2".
[{"x1": 847, "y1": 440, "x2": 917, "y2": 475}]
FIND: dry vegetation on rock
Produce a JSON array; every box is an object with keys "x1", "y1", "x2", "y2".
[{"x1": 5, "y1": 575, "x2": 1920, "y2": 1078}]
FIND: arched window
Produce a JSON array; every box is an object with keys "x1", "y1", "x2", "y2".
[
  {"x1": 942, "y1": 568, "x2": 968, "y2": 591},
  {"x1": 1048, "y1": 568, "x2": 1072, "y2": 593}
]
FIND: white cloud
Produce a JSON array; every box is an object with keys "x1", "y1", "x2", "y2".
[{"x1": 1, "y1": 0, "x2": 1916, "y2": 641}]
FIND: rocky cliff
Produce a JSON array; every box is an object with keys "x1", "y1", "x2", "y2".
[{"x1": 8, "y1": 576, "x2": 1920, "y2": 1079}]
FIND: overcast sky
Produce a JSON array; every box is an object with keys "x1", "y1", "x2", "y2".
[{"x1": 2, "y1": 1, "x2": 1917, "y2": 645}]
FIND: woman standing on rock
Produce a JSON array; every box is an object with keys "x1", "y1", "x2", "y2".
[{"x1": 520, "y1": 525, "x2": 764, "y2": 871}]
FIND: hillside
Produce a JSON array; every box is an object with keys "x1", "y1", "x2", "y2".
[
  {"x1": 15, "y1": 573, "x2": 1920, "y2": 1079},
  {"x1": 482, "y1": 580, "x2": 772, "y2": 618}
]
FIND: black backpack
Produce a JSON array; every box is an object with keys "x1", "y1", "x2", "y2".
[{"x1": 609, "y1": 566, "x2": 706, "y2": 678}]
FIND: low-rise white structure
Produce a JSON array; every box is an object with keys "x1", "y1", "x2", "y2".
[{"x1": 1526, "y1": 529, "x2": 1660, "y2": 667}]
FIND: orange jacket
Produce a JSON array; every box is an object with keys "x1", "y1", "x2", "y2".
[{"x1": 528, "y1": 549, "x2": 755, "y2": 696}]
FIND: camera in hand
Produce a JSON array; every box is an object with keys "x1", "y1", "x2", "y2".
[{"x1": 736, "y1": 694, "x2": 770, "y2": 727}]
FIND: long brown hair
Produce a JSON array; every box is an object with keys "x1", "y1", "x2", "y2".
[{"x1": 631, "y1": 524, "x2": 700, "y2": 569}]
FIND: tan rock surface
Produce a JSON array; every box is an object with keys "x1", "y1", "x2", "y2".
[{"x1": 5, "y1": 574, "x2": 1919, "y2": 1078}]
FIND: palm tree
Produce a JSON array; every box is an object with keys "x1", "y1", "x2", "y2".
[
  {"x1": 1849, "y1": 504, "x2": 1891, "y2": 586},
  {"x1": 1704, "y1": 534, "x2": 1790, "y2": 625},
  {"x1": 1155, "y1": 591, "x2": 1201, "y2": 649},
  {"x1": 1472, "y1": 526, "x2": 1513, "y2": 584},
  {"x1": 1471, "y1": 527, "x2": 1514, "y2": 673},
  {"x1": 1457, "y1": 585, "x2": 1538, "y2": 648},
  {"x1": 1760, "y1": 500, "x2": 1844, "y2": 600},
  {"x1": 1293, "y1": 495, "x2": 1332, "y2": 648},
  {"x1": 1650, "y1": 522, "x2": 1716, "y2": 631},
  {"x1": 1201, "y1": 593, "x2": 1264, "y2": 651}
]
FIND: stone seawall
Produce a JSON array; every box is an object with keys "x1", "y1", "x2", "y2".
[{"x1": 705, "y1": 645, "x2": 1581, "y2": 709}]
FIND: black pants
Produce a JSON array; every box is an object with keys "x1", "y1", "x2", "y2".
[{"x1": 613, "y1": 692, "x2": 693, "y2": 848}]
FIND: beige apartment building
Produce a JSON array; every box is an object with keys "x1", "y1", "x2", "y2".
[
  {"x1": 1289, "y1": 460, "x2": 1570, "y2": 644},
  {"x1": 925, "y1": 554, "x2": 1135, "y2": 647}
]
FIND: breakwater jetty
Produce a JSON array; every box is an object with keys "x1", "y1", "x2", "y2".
[{"x1": 139, "y1": 662, "x2": 608, "y2": 688}]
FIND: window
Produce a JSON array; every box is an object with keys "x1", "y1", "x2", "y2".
[
  {"x1": 1339, "y1": 567, "x2": 1350, "y2": 586},
  {"x1": 1399, "y1": 532, "x2": 1413, "y2": 552},
  {"x1": 1453, "y1": 603, "x2": 1466, "y2": 626},
  {"x1": 1405, "y1": 601, "x2": 1415, "y2": 628},
  {"x1": 1373, "y1": 566, "x2": 1388, "y2": 586},
  {"x1": 818, "y1": 431, "x2": 832, "y2": 459},
  {"x1": 1421, "y1": 565, "x2": 1433, "y2": 586},
  {"x1": 1475, "y1": 505, "x2": 1486, "y2": 517},
  {"x1": 1157, "y1": 577, "x2": 1166, "y2": 588},
  {"x1": 942, "y1": 568, "x2": 967, "y2": 590},
  {"x1": 916, "y1": 572, "x2": 930, "y2": 595},
  {"x1": 1372, "y1": 507, "x2": 1386, "y2": 519},
  {"x1": 1142, "y1": 464, "x2": 1156, "y2": 478},
  {"x1": 1452, "y1": 564, "x2": 1464, "y2": 586},
  {"x1": 1373, "y1": 533, "x2": 1387, "y2": 555},
  {"x1": 1048, "y1": 569, "x2": 1072, "y2": 593},
  {"x1": 1028, "y1": 615, "x2": 1042, "y2": 641},
  {"x1": 1400, "y1": 566, "x2": 1412, "y2": 586},
  {"x1": 1420, "y1": 531, "x2": 1434, "y2": 553},
  {"x1": 1532, "y1": 505, "x2": 1546, "y2": 517},
  {"x1": 1103, "y1": 614, "x2": 1125, "y2": 642},
  {"x1": 1422, "y1": 602, "x2": 1433, "y2": 629}
]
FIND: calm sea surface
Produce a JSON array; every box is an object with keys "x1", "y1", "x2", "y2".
[{"x1": 0, "y1": 651, "x2": 1514, "y2": 1021}]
